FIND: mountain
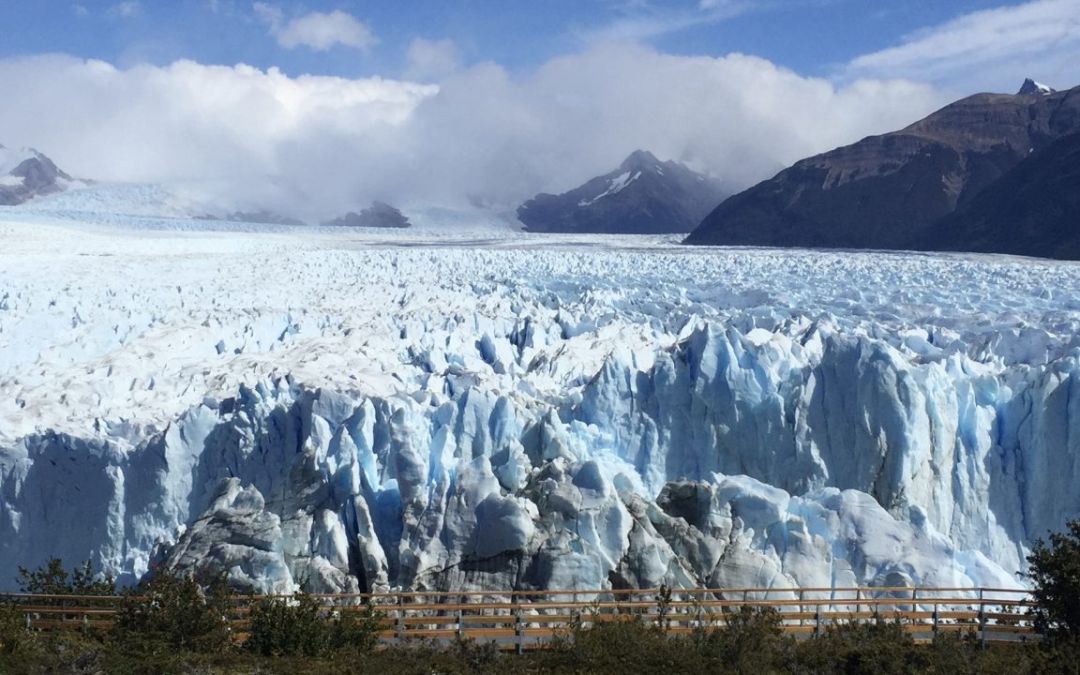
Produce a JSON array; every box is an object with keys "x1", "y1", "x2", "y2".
[
  {"x1": 0, "y1": 145, "x2": 80, "y2": 206},
  {"x1": 685, "y1": 82, "x2": 1080, "y2": 252},
  {"x1": 1018, "y1": 78, "x2": 1055, "y2": 96},
  {"x1": 517, "y1": 150, "x2": 726, "y2": 234},
  {"x1": 324, "y1": 201, "x2": 411, "y2": 228},
  {"x1": 222, "y1": 211, "x2": 306, "y2": 227},
  {"x1": 924, "y1": 132, "x2": 1080, "y2": 259}
]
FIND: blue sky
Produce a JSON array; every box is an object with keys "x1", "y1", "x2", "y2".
[{"x1": 0, "y1": 0, "x2": 1056, "y2": 82}]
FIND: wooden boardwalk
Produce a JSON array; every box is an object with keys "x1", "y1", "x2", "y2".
[{"x1": 2, "y1": 586, "x2": 1038, "y2": 651}]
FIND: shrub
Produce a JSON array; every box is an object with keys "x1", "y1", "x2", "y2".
[
  {"x1": 693, "y1": 605, "x2": 795, "y2": 673},
  {"x1": 325, "y1": 601, "x2": 383, "y2": 655},
  {"x1": 795, "y1": 617, "x2": 924, "y2": 674},
  {"x1": 0, "y1": 601, "x2": 34, "y2": 656},
  {"x1": 112, "y1": 570, "x2": 234, "y2": 655},
  {"x1": 1027, "y1": 519, "x2": 1080, "y2": 643},
  {"x1": 246, "y1": 593, "x2": 383, "y2": 658},
  {"x1": 247, "y1": 593, "x2": 327, "y2": 658},
  {"x1": 541, "y1": 617, "x2": 683, "y2": 672}
]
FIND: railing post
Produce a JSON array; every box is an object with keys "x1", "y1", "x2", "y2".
[
  {"x1": 978, "y1": 588, "x2": 987, "y2": 649},
  {"x1": 855, "y1": 587, "x2": 861, "y2": 621},
  {"x1": 815, "y1": 602, "x2": 823, "y2": 637},
  {"x1": 798, "y1": 588, "x2": 804, "y2": 628},
  {"x1": 514, "y1": 599, "x2": 523, "y2": 656},
  {"x1": 456, "y1": 608, "x2": 464, "y2": 641},
  {"x1": 933, "y1": 602, "x2": 939, "y2": 635},
  {"x1": 394, "y1": 594, "x2": 404, "y2": 642}
]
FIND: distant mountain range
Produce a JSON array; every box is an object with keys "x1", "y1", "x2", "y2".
[
  {"x1": 0, "y1": 145, "x2": 81, "y2": 206},
  {"x1": 324, "y1": 201, "x2": 411, "y2": 228},
  {"x1": 517, "y1": 150, "x2": 726, "y2": 234},
  {"x1": 686, "y1": 80, "x2": 1080, "y2": 259}
]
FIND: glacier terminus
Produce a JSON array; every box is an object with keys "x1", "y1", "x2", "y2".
[{"x1": 1, "y1": 209, "x2": 1079, "y2": 596}]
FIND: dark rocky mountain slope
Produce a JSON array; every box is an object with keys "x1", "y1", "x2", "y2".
[
  {"x1": 518, "y1": 150, "x2": 726, "y2": 234},
  {"x1": 0, "y1": 145, "x2": 77, "y2": 206},
  {"x1": 324, "y1": 201, "x2": 411, "y2": 228},
  {"x1": 923, "y1": 132, "x2": 1080, "y2": 259},
  {"x1": 685, "y1": 82, "x2": 1080, "y2": 254}
]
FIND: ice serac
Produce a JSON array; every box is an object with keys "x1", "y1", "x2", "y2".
[{"x1": 3, "y1": 318, "x2": 1074, "y2": 593}]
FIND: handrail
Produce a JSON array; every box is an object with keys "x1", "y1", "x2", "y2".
[{"x1": 2, "y1": 586, "x2": 1038, "y2": 650}]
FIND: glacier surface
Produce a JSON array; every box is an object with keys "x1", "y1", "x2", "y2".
[{"x1": 1, "y1": 209, "x2": 1079, "y2": 594}]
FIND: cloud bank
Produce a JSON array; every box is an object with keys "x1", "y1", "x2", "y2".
[{"x1": 0, "y1": 44, "x2": 942, "y2": 220}]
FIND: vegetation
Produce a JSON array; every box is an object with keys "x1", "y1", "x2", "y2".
[
  {"x1": 246, "y1": 592, "x2": 382, "y2": 658},
  {"x1": 17, "y1": 558, "x2": 115, "y2": 598},
  {"x1": 1028, "y1": 519, "x2": 1080, "y2": 642},
  {"x1": 3, "y1": 546, "x2": 1080, "y2": 673},
  {"x1": 111, "y1": 570, "x2": 235, "y2": 655}
]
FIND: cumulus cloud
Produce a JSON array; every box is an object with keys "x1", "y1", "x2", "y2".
[
  {"x1": 404, "y1": 38, "x2": 463, "y2": 81},
  {"x1": 848, "y1": 0, "x2": 1080, "y2": 92},
  {"x1": 255, "y1": 4, "x2": 378, "y2": 52},
  {"x1": 0, "y1": 45, "x2": 943, "y2": 221}
]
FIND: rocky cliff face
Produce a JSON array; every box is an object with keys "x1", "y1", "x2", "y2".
[
  {"x1": 518, "y1": 151, "x2": 726, "y2": 234},
  {"x1": 685, "y1": 83, "x2": 1080, "y2": 253},
  {"x1": 923, "y1": 132, "x2": 1080, "y2": 259}
]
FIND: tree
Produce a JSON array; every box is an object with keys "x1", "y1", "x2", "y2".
[
  {"x1": 1027, "y1": 519, "x2": 1080, "y2": 642},
  {"x1": 17, "y1": 558, "x2": 115, "y2": 597}
]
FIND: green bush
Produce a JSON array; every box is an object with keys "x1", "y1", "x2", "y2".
[
  {"x1": 0, "y1": 601, "x2": 34, "y2": 656},
  {"x1": 692, "y1": 605, "x2": 795, "y2": 673},
  {"x1": 541, "y1": 617, "x2": 685, "y2": 673},
  {"x1": 111, "y1": 570, "x2": 234, "y2": 655},
  {"x1": 795, "y1": 617, "x2": 924, "y2": 675},
  {"x1": 325, "y1": 601, "x2": 383, "y2": 655},
  {"x1": 247, "y1": 593, "x2": 326, "y2": 658},
  {"x1": 246, "y1": 593, "x2": 383, "y2": 658},
  {"x1": 1027, "y1": 519, "x2": 1080, "y2": 643}
]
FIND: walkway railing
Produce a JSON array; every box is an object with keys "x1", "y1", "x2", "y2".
[{"x1": 2, "y1": 586, "x2": 1038, "y2": 650}]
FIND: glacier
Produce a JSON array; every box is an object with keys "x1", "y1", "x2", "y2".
[{"x1": 1, "y1": 208, "x2": 1079, "y2": 594}]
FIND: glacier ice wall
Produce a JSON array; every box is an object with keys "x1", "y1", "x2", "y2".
[{"x1": 2, "y1": 220, "x2": 1080, "y2": 592}]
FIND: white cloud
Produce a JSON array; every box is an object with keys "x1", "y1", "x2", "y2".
[
  {"x1": 252, "y1": 1, "x2": 283, "y2": 28},
  {"x1": 0, "y1": 46, "x2": 943, "y2": 221},
  {"x1": 576, "y1": 2, "x2": 751, "y2": 44},
  {"x1": 405, "y1": 38, "x2": 463, "y2": 81},
  {"x1": 255, "y1": 5, "x2": 378, "y2": 52},
  {"x1": 71, "y1": 4, "x2": 89, "y2": 17},
  {"x1": 848, "y1": 0, "x2": 1080, "y2": 92},
  {"x1": 110, "y1": 1, "x2": 141, "y2": 18}
]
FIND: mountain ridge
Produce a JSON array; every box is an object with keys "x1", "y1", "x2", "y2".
[
  {"x1": 685, "y1": 82, "x2": 1080, "y2": 256},
  {"x1": 518, "y1": 150, "x2": 726, "y2": 234}
]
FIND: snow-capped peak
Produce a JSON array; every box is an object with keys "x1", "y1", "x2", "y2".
[
  {"x1": 0, "y1": 145, "x2": 43, "y2": 175},
  {"x1": 0, "y1": 144, "x2": 82, "y2": 204},
  {"x1": 1017, "y1": 78, "x2": 1054, "y2": 96}
]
